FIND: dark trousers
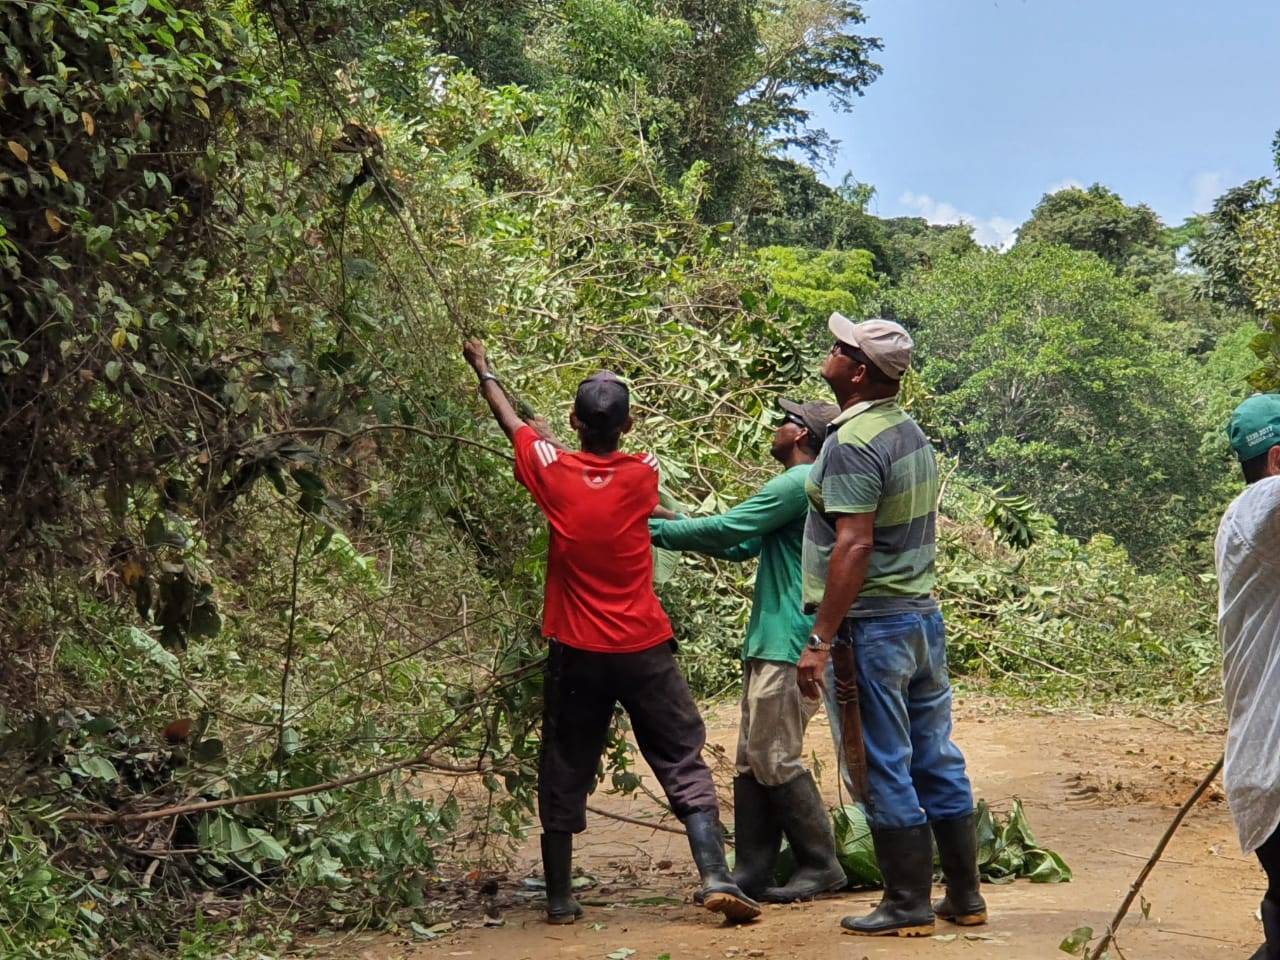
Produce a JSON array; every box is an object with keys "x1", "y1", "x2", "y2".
[
  {"x1": 1257, "y1": 824, "x2": 1280, "y2": 959},
  {"x1": 1259, "y1": 823, "x2": 1280, "y2": 906},
  {"x1": 538, "y1": 639, "x2": 719, "y2": 833}
]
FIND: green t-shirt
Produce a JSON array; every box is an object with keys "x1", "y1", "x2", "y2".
[
  {"x1": 649, "y1": 464, "x2": 813, "y2": 664},
  {"x1": 802, "y1": 399, "x2": 939, "y2": 617}
]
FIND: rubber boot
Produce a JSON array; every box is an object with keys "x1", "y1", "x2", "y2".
[
  {"x1": 684, "y1": 811, "x2": 762, "y2": 924},
  {"x1": 759, "y1": 772, "x2": 846, "y2": 903},
  {"x1": 1249, "y1": 896, "x2": 1280, "y2": 959},
  {"x1": 731, "y1": 774, "x2": 783, "y2": 899},
  {"x1": 540, "y1": 832, "x2": 583, "y2": 925},
  {"x1": 840, "y1": 824, "x2": 935, "y2": 937},
  {"x1": 931, "y1": 812, "x2": 988, "y2": 925}
]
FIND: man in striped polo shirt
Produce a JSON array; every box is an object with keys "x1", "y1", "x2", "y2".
[{"x1": 795, "y1": 314, "x2": 986, "y2": 938}]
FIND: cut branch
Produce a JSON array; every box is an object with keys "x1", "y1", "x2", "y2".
[
  {"x1": 1088, "y1": 754, "x2": 1225, "y2": 960},
  {"x1": 60, "y1": 751, "x2": 493, "y2": 825}
]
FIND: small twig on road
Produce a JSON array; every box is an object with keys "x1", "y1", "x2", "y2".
[
  {"x1": 1156, "y1": 927, "x2": 1249, "y2": 946},
  {"x1": 586, "y1": 804, "x2": 687, "y2": 837},
  {"x1": 1088, "y1": 754, "x2": 1225, "y2": 960},
  {"x1": 1105, "y1": 848, "x2": 1192, "y2": 866}
]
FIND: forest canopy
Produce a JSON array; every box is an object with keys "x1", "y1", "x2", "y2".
[{"x1": 2, "y1": 0, "x2": 1278, "y2": 955}]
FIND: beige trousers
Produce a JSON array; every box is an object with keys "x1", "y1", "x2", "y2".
[{"x1": 735, "y1": 658, "x2": 820, "y2": 786}]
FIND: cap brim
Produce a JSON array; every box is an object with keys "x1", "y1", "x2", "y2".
[
  {"x1": 778, "y1": 399, "x2": 806, "y2": 417},
  {"x1": 829, "y1": 312, "x2": 860, "y2": 347}
]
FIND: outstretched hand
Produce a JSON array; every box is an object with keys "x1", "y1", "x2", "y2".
[{"x1": 462, "y1": 338, "x2": 488, "y2": 374}]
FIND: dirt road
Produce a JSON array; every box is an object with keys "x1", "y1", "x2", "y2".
[{"x1": 310, "y1": 700, "x2": 1259, "y2": 960}]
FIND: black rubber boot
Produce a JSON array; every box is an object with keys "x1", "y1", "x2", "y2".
[
  {"x1": 731, "y1": 774, "x2": 783, "y2": 899},
  {"x1": 1249, "y1": 896, "x2": 1280, "y2": 959},
  {"x1": 760, "y1": 772, "x2": 846, "y2": 903},
  {"x1": 684, "y1": 811, "x2": 762, "y2": 924},
  {"x1": 931, "y1": 812, "x2": 988, "y2": 925},
  {"x1": 840, "y1": 824, "x2": 935, "y2": 937},
  {"x1": 540, "y1": 832, "x2": 583, "y2": 925}
]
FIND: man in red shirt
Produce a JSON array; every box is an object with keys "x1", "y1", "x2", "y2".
[{"x1": 463, "y1": 339, "x2": 760, "y2": 926}]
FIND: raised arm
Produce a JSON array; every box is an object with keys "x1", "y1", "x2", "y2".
[{"x1": 463, "y1": 339, "x2": 524, "y2": 441}]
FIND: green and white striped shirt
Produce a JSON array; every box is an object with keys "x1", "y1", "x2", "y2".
[{"x1": 802, "y1": 398, "x2": 939, "y2": 617}]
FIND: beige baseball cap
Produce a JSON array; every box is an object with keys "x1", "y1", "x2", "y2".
[{"x1": 828, "y1": 313, "x2": 914, "y2": 380}]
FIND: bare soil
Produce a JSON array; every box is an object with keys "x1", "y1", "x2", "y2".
[{"x1": 304, "y1": 699, "x2": 1262, "y2": 960}]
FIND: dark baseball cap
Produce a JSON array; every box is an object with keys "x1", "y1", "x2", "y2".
[
  {"x1": 779, "y1": 398, "x2": 841, "y2": 438},
  {"x1": 574, "y1": 370, "x2": 630, "y2": 433}
]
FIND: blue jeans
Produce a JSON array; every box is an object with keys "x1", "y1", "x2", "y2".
[{"x1": 824, "y1": 611, "x2": 973, "y2": 831}]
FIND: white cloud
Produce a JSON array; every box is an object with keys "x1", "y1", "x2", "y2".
[
  {"x1": 1190, "y1": 171, "x2": 1229, "y2": 214},
  {"x1": 1045, "y1": 177, "x2": 1084, "y2": 195},
  {"x1": 898, "y1": 191, "x2": 1018, "y2": 250}
]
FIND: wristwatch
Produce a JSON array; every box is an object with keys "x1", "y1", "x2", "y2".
[
  {"x1": 477, "y1": 371, "x2": 501, "y2": 388},
  {"x1": 806, "y1": 633, "x2": 830, "y2": 652}
]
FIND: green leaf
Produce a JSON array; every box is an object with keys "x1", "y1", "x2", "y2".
[
  {"x1": 831, "y1": 804, "x2": 881, "y2": 885},
  {"x1": 83, "y1": 715, "x2": 116, "y2": 735},
  {"x1": 1058, "y1": 925, "x2": 1093, "y2": 955},
  {"x1": 279, "y1": 727, "x2": 301, "y2": 755},
  {"x1": 144, "y1": 513, "x2": 167, "y2": 547},
  {"x1": 249, "y1": 829, "x2": 288, "y2": 862},
  {"x1": 292, "y1": 468, "x2": 326, "y2": 496},
  {"x1": 82, "y1": 756, "x2": 119, "y2": 781},
  {"x1": 652, "y1": 545, "x2": 680, "y2": 584},
  {"x1": 265, "y1": 466, "x2": 287, "y2": 496}
]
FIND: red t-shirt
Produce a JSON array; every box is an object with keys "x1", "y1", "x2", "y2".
[{"x1": 513, "y1": 425, "x2": 673, "y2": 653}]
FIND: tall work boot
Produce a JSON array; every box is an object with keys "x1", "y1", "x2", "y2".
[
  {"x1": 840, "y1": 824, "x2": 935, "y2": 937},
  {"x1": 1249, "y1": 896, "x2": 1280, "y2": 959},
  {"x1": 731, "y1": 774, "x2": 783, "y2": 899},
  {"x1": 684, "y1": 811, "x2": 762, "y2": 924},
  {"x1": 540, "y1": 832, "x2": 583, "y2": 925},
  {"x1": 931, "y1": 812, "x2": 988, "y2": 925},
  {"x1": 760, "y1": 772, "x2": 846, "y2": 903}
]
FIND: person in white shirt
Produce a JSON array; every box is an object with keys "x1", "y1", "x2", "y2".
[{"x1": 1216, "y1": 393, "x2": 1280, "y2": 960}]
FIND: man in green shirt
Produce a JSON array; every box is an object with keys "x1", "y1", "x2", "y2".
[{"x1": 650, "y1": 399, "x2": 845, "y2": 903}]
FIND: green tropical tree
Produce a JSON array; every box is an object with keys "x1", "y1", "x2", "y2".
[
  {"x1": 1015, "y1": 184, "x2": 1164, "y2": 275},
  {"x1": 889, "y1": 245, "x2": 1228, "y2": 562}
]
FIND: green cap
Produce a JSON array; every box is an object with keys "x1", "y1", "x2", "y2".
[{"x1": 1228, "y1": 394, "x2": 1280, "y2": 461}]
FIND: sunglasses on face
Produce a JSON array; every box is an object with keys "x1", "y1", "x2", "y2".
[
  {"x1": 830, "y1": 340, "x2": 860, "y2": 360},
  {"x1": 781, "y1": 414, "x2": 808, "y2": 431}
]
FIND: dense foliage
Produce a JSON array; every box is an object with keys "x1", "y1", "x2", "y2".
[{"x1": 2, "y1": 0, "x2": 1277, "y2": 956}]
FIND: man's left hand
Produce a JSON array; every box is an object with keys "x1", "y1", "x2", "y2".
[
  {"x1": 797, "y1": 648, "x2": 828, "y2": 700},
  {"x1": 463, "y1": 338, "x2": 488, "y2": 374}
]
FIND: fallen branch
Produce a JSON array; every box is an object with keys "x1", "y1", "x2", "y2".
[
  {"x1": 986, "y1": 639, "x2": 1088, "y2": 685},
  {"x1": 60, "y1": 751, "x2": 492, "y2": 825},
  {"x1": 586, "y1": 804, "x2": 687, "y2": 837},
  {"x1": 1088, "y1": 754, "x2": 1224, "y2": 960}
]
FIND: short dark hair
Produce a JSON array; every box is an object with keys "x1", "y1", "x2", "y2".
[
  {"x1": 578, "y1": 423, "x2": 626, "y2": 453},
  {"x1": 801, "y1": 425, "x2": 824, "y2": 455},
  {"x1": 1242, "y1": 449, "x2": 1275, "y2": 484}
]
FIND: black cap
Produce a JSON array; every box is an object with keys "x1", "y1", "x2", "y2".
[
  {"x1": 779, "y1": 398, "x2": 841, "y2": 438},
  {"x1": 574, "y1": 371, "x2": 630, "y2": 433}
]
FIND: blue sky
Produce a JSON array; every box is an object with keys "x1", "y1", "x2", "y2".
[{"x1": 806, "y1": 0, "x2": 1280, "y2": 247}]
